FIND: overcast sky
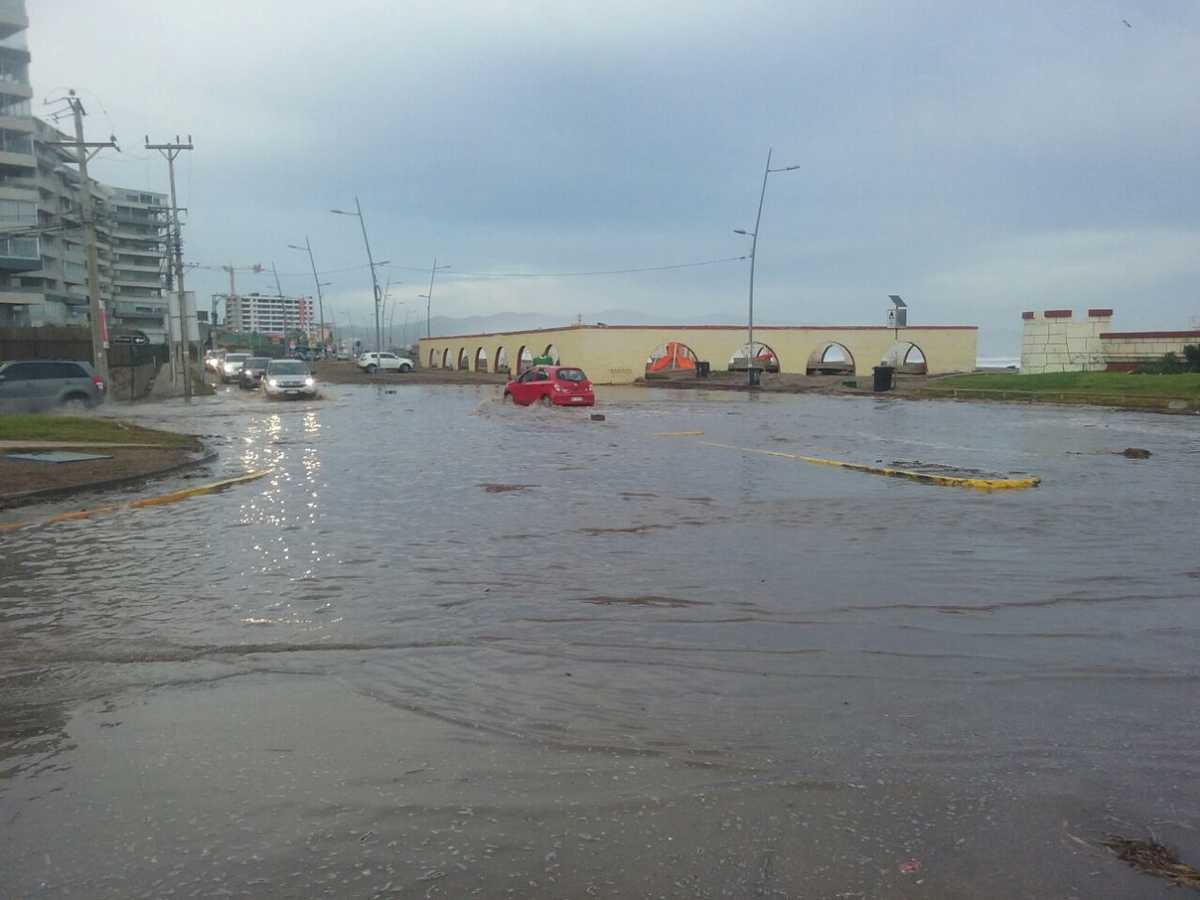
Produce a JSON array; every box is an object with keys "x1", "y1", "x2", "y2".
[{"x1": 31, "y1": 0, "x2": 1200, "y2": 355}]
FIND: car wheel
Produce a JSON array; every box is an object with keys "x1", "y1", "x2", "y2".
[
  {"x1": 540, "y1": 395, "x2": 552, "y2": 408},
  {"x1": 60, "y1": 394, "x2": 92, "y2": 412},
  {"x1": 366, "y1": 364, "x2": 377, "y2": 375},
  {"x1": 400, "y1": 364, "x2": 412, "y2": 373}
]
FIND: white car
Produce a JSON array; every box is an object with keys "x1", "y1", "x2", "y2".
[
  {"x1": 357, "y1": 352, "x2": 413, "y2": 374},
  {"x1": 264, "y1": 359, "x2": 317, "y2": 399},
  {"x1": 220, "y1": 352, "x2": 251, "y2": 383}
]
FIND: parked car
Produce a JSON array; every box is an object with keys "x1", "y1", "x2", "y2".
[
  {"x1": 238, "y1": 357, "x2": 272, "y2": 389},
  {"x1": 356, "y1": 352, "x2": 413, "y2": 374},
  {"x1": 0, "y1": 359, "x2": 106, "y2": 412},
  {"x1": 220, "y1": 352, "x2": 252, "y2": 383},
  {"x1": 204, "y1": 349, "x2": 226, "y2": 373},
  {"x1": 264, "y1": 359, "x2": 317, "y2": 400},
  {"x1": 336, "y1": 350, "x2": 351, "y2": 361},
  {"x1": 504, "y1": 365, "x2": 594, "y2": 407}
]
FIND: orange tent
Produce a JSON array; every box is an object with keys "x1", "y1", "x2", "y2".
[{"x1": 648, "y1": 342, "x2": 697, "y2": 372}]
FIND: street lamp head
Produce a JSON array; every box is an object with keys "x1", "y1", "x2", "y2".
[
  {"x1": 330, "y1": 209, "x2": 355, "y2": 216},
  {"x1": 286, "y1": 244, "x2": 305, "y2": 251},
  {"x1": 734, "y1": 229, "x2": 754, "y2": 236}
]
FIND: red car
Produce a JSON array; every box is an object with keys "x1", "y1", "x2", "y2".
[{"x1": 504, "y1": 365, "x2": 595, "y2": 407}]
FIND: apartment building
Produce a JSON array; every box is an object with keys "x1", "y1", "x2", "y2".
[
  {"x1": 0, "y1": 0, "x2": 170, "y2": 337},
  {"x1": 225, "y1": 293, "x2": 315, "y2": 337},
  {"x1": 0, "y1": 0, "x2": 40, "y2": 323}
]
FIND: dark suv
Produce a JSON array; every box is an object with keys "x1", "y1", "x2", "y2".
[{"x1": 0, "y1": 359, "x2": 106, "y2": 412}]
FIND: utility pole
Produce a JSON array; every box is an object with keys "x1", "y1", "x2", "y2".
[
  {"x1": 146, "y1": 135, "x2": 195, "y2": 401},
  {"x1": 46, "y1": 91, "x2": 118, "y2": 386}
]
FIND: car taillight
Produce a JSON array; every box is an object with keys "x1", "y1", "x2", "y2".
[{"x1": 92, "y1": 375, "x2": 105, "y2": 392}]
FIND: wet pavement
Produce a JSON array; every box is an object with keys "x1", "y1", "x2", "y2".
[{"x1": 2, "y1": 382, "x2": 1199, "y2": 898}]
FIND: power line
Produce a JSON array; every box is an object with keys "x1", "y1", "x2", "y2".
[{"x1": 203, "y1": 254, "x2": 748, "y2": 282}]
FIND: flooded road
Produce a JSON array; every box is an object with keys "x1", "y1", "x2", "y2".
[{"x1": 3, "y1": 383, "x2": 1199, "y2": 898}]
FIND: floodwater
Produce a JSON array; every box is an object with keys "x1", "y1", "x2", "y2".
[{"x1": 2, "y1": 383, "x2": 1199, "y2": 898}]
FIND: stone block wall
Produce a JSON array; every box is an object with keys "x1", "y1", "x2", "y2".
[{"x1": 1020, "y1": 309, "x2": 1111, "y2": 373}]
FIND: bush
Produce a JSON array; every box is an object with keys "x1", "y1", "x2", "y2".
[{"x1": 1136, "y1": 345, "x2": 1200, "y2": 375}]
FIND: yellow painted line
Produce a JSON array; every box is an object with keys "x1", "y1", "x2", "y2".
[
  {"x1": 0, "y1": 469, "x2": 272, "y2": 532},
  {"x1": 698, "y1": 441, "x2": 1041, "y2": 491},
  {"x1": 654, "y1": 430, "x2": 705, "y2": 437}
]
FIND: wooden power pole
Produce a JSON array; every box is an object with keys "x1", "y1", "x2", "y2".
[{"x1": 145, "y1": 135, "x2": 194, "y2": 400}]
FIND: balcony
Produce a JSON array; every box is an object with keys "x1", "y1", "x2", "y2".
[
  {"x1": 0, "y1": 232, "x2": 37, "y2": 271},
  {"x1": 0, "y1": 1, "x2": 27, "y2": 42},
  {"x1": 111, "y1": 299, "x2": 166, "y2": 319}
]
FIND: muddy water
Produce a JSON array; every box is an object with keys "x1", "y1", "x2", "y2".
[{"x1": 2, "y1": 384, "x2": 1199, "y2": 898}]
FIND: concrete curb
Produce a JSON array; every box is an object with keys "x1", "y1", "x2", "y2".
[
  {"x1": 0, "y1": 468, "x2": 271, "y2": 531},
  {"x1": 0, "y1": 449, "x2": 218, "y2": 511}
]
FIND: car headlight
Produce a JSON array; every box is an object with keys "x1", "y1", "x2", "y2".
[
  {"x1": 304, "y1": 377, "x2": 315, "y2": 387},
  {"x1": 268, "y1": 378, "x2": 278, "y2": 387}
]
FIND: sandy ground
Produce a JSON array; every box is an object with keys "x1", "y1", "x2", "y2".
[{"x1": 311, "y1": 359, "x2": 941, "y2": 393}]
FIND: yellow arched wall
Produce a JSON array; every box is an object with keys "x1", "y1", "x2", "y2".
[{"x1": 419, "y1": 325, "x2": 977, "y2": 384}]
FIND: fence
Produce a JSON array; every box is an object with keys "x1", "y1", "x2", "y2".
[{"x1": 0, "y1": 326, "x2": 93, "y2": 363}]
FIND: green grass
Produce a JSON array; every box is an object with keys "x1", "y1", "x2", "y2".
[
  {"x1": 0, "y1": 415, "x2": 194, "y2": 446},
  {"x1": 929, "y1": 371, "x2": 1200, "y2": 400}
]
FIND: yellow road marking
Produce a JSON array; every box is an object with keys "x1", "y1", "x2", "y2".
[
  {"x1": 128, "y1": 470, "x2": 272, "y2": 508},
  {"x1": 698, "y1": 441, "x2": 1040, "y2": 491},
  {"x1": 0, "y1": 469, "x2": 272, "y2": 532}
]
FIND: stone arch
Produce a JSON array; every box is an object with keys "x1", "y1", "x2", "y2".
[
  {"x1": 441, "y1": 348, "x2": 451, "y2": 368},
  {"x1": 474, "y1": 346, "x2": 488, "y2": 372},
  {"x1": 516, "y1": 345, "x2": 533, "y2": 374},
  {"x1": 494, "y1": 346, "x2": 510, "y2": 374},
  {"x1": 457, "y1": 347, "x2": 470, "y2": 370},
  {"x1": 645, "y1": 341, "x2": 699, "y2": 378},
  {"x1": 884, "y1": 341, "x2": 928, "y2": 375},
  {"x1": 542, "y1": 344, "x2": 560, "y2": 365},
  {"x1": 729, "y1": 341, "x2": 780, "y2": 373},
  {"x1": 429, "y1": 348, "x2": 437, "y2": 368},
  {"x1": 805, "y1": 342, "x2": 855, "y2": 375}
]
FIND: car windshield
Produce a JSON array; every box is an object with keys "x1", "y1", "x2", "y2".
[
  {"x1": 556, "y1": 368, "x2": 587, "y2": 382},
  {"x1": 226, "y1": 354, "x2": 250, "y2": 362},
  {"x1": 245, "y1": 358, "x2": 270, "y2": 368},
  {"x1": 267, "y1": 361, "x2": 308, "y2": 375}
]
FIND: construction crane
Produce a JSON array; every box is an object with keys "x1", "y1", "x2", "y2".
[{"x1": 184, "y1": 262, "x2": 263, "y2": 325}]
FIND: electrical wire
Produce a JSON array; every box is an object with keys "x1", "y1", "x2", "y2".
[{"x1": 214, "y1": 254, "x2": 748, "y2": 281}]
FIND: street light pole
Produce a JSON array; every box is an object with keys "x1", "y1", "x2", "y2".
[
  {"x1": 289, "y1": 238, "x2": 327, "y2": 356},
  {"x1": 736, "y1": 148, "x2": 800, "y2": 385},
  {"x1": 424, "y1": 258, "x2": 450, "y2": 338},
  {"x1": 331, "y1": 197, "x2": 384, "y2": 372}
]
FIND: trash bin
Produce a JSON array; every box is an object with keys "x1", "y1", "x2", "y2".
[
  {"x1": 696, "y1": 361, "x2": 710, "y2": 378},
  {"x1": 748, "y1": 368, "x2": 762, "y2": 387},
  {"x1": 872, "y1": 365, "x2": 895, "y2": 392}
]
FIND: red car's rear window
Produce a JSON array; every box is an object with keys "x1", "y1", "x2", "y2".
[{"x1": 556, "y1": 368, "x2": 588, "y2": 382}]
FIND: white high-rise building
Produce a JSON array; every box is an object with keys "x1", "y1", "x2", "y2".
[{"x1": 224, "y1": 293, "x2": 315, "y2": 337}]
